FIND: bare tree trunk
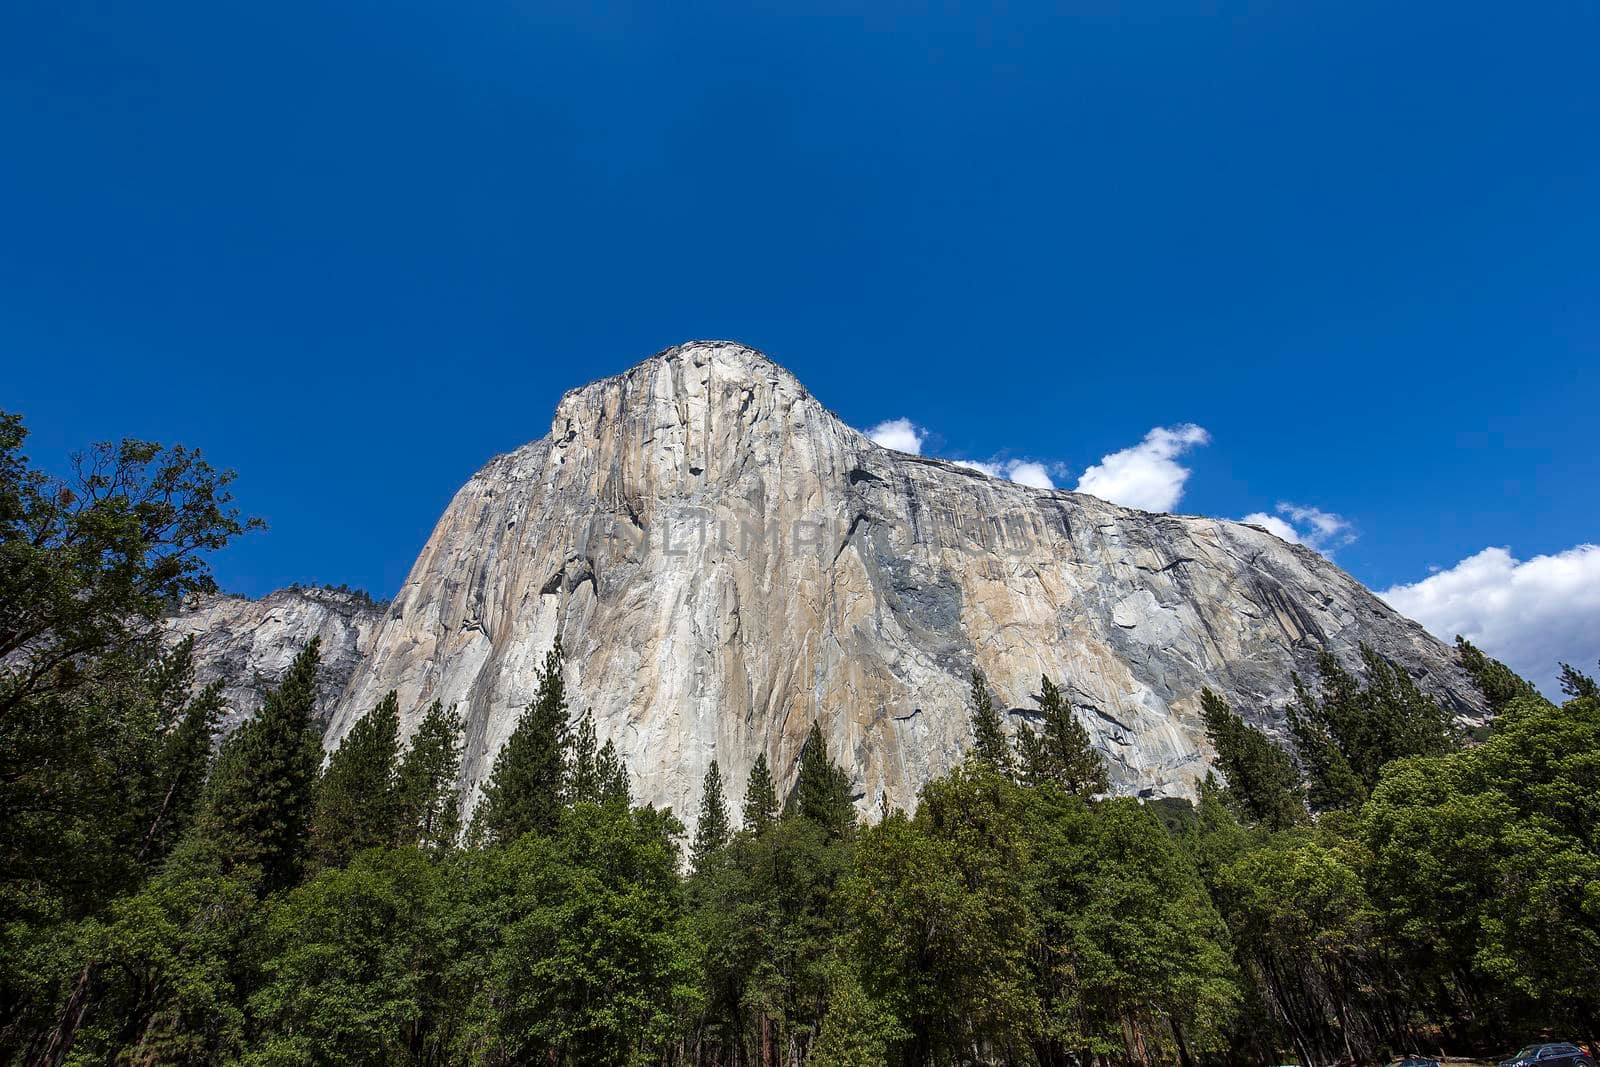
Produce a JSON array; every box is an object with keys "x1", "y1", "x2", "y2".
[
  {"x1": 34, "y1": 962, "x2": 95, "y2": 1067},
  {"x1": 1170, "y1": 1017, "x2": 1195, "y2": 1067},
  {"x1": 1262, "y1": 956, "x2": 1318, "y2": 1067},
  {"x1": 135, "y1": 775, "x2": 182, "y2": 862},
  {"x1": 1121, "y1": 1011, "x2": 1150, "y2": 1067},
  {"x1": 1330, "y1": 981, "x2": 1358, "y2": 1065}
]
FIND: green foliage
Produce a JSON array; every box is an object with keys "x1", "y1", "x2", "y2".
[
  {"x1": 248, "y1": 848, "x2": 444, "y2": 1065},
  {"x1": 0, "y1": 411, "x2": 260, "y2": 715},
  {"x1": 1558, "y1": 660, "x2": 1598, "y2": 700},
  {"x1": 484, "y1": 803, "x2": 701, "y2": 1065},
  {"x1": 68, "y1": 840, "x2": 263, "y2": 1065},
  {"x1": 968, "y1": 668, "x2": 1014, "y2": 777},
  {"x1": 141, "y1": 642, "x2": 227, "y2": 865},
  {"x1": 1286, "y1": 674, "x2": 1369, "y2": 812},
  {"x1": 847, "y1": 763, "x2": 1036, "y2": 1063},
  {"x1": 1289, "y1": 646, "x2": 1458, "y2": 811},
  {"x1": 7, "y1": 636, "x2": 228, "y2": 929},
  {"x1": 1019, "y1": 675, "x2": 1109, "y2": 797},
  {"x1": 1361, "y1": 690, "x2": 1600, "y2": 1041},
  {"x1": 688, "y1": 811, "x2": 853, "y2": 1065},
  {"x1": 808, "y1": 965, "x2": 899, "y2": 1067},
  {"x1": 1199, "y1": 688, "x2": 1306, "y2": 830},
  {"x1": 0, "y1": 413, "x2": 259, "y2": 1063},
  {"x1": 311, "y1": 691, "x2": 403, "y2": 870},
  {"x1": 394, "y1": 700, "x2": 464, "y2": 855},
  {"x1": 691, "y1": 760, "x2": 732, "y2": 873},
  {"x1": 1183, "y1": 775, "x2": 1254, "y2": 888},
  {"x1": 742, "y1": 751, "x2": 777, "y2": 834},
  {"x1": 1456, "y1": 635, "x2": 1546, "y2": 715},
  {"x1": 559, "y1": 713, "x2": 632, "y2": 814},
  {"x1": 1210, "y1": 828, "x2": 1386, "y2": 1063},
  {"x1": 1028, "y1": 794, "x2": 1239, "y2": 1063},
  {"x1": 197, "y1": 639, "x2": 324, "y2": 893},
  {"x1": 595, "y1": 737, "x2": 632, "y2": 809},
  {"x1": 790, "y1": 723, "x2": 856, "y2": 839},
  {"x1": 472, "y1": 638, "x2": 570, "y2": 845},
  {"x1": 14, "y1": 670, "x2": 1598, "y2": 1066},
  {"x1": 0, "y1": 410, "x2": 253, "y2": 926},
  {"x1": 564, "y1": 708, "x2": 602, "y2": 806}
]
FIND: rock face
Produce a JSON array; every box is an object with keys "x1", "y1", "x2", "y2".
[
  {"x1": 322, "y1": 340, "x2": 1483, "y2": 820},
  {"x1": 166, "y1": 586, "x2": 385, "y2": 733}
]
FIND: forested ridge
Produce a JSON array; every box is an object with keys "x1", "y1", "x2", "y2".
[{"x1": 3, "y1": 412, "x2": 1596, "y2": 1067}]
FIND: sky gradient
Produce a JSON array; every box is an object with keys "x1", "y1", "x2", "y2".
[{"x1": 3, "y1": 1, "x2": 1596, "y2": 690}]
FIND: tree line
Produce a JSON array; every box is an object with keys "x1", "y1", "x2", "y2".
[{"x1": 2, "y1": 411, "x2": 1596, "y2": 1066}]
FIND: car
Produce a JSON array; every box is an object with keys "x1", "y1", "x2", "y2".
[
  {"x1": 1387, "y1": 1057, "x2": 1441, "y2": 1067},
  {"x1": 1500, "y1": 1044, "x2": 1597, "y2": 1067}
]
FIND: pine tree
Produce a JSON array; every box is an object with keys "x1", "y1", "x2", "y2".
[
  {"x1": 596, "y1": 738, "x2": 631, "y2": 808},
  {"x1": 135, "y1": 637, "x2": 227, "y2": 866},
  {"x1": 473, "y1": 638, "x2": 570, "y2": 845},
  {"x1": 1286, "y1": 672, "x2": 1368, "y2": 812},
  {"x1": 1356, "y1": 645, "x2": 1458, "y2": 765},
  {"x1": 311, "y1": 691, "x2": 402, "y2": 869},
  {"x1": 198, "y1": 639, "x2": 323, "y2": 891},
  {"x1": 1558, "y1": 661, "x2": 1598, "y2": 701},
  {"x1": 969, "y1": 668, "x2": 1014, "y2": 776},
  {"x1": 1287, "y1": 647, "x2": 1458, "y2": 810},
  {"x1": 1198, "y1": 688, "x2": 1305, "y2": 830},
  {"x1": 791, "y1": 722, "x2": 856, "y2": 838},
  {"x1": 1015, "y1": 727, "x2": 1049, "y2": 790},
  {"x1": 565, "y1": 710, "x2": 601, "y2": 805},
  {"x1": 1019, "y1": 675, "x2": 1108, "y2": 798},
  {"x1": 394, "y1": 700, "x2": 464, "y2": 854},
  {"x1": 691, "y1": 760, "x2": 731, "y2": 872},
  {"x1": 1185, "y1": 772, "x2": 1252, "y2": 887},
  {"x1": 1456, "y1": 636, "x2": 1545, "y2": 714},
  {"x1": 742, "y1": 751, "x2": 777, "y2": 834}
]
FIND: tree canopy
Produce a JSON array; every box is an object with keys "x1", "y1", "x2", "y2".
[{"x1": 7, "y1": 407, "x2": 1596, "y2": 1066}]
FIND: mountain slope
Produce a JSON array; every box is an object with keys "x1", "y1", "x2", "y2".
[
  {"x1": 324, "y1": 340, "x2": 1481, "y2": 816},
  {"x1": 167, "y1": 586, "x2": 385, "y2": 733}
]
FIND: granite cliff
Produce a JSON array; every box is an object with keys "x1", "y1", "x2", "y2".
[
  {"x1": 170, "y1": 342, "x2": 1482, "y2": 816},
  {"x1": 290, "y1": 341, "x2": 1481, "y2": 818},
  {"x1": 166, "y1": 586, "x2": 385, "y2": 734}
]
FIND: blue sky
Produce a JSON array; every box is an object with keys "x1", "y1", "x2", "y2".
[{"x1": 4, "y1": 1, "x2": 1597, "y2": 689}]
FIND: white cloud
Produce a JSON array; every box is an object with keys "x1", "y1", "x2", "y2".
[
  {"x1": 864, "y1": 417, "x2": 1059, "y2": 487},
  {"x1": 1381, "y1": 544, "x2": 1600, "y2": 697},
  {"x1": 1074, "y1": 424, "x2": 1210, "y2": 512},
  {"x1": 866, "y1": 418, "x2": 924, "y2": 455},
  {"x1": 1005, "y1": 461, "x2": 1055, "y2": 489},
  {"x1": 1242, "y1": 512, "x2": 1302, "y2": 543},
  {"x1": 1240, "y1": 502, "x2": 1356, "y2": 554},
  {"x1": 1280, "y1": 503, "x2": 1353, "y2": 547},
  {"x1": 951, "y1": 457, "x2": 1056, "y2": 489}
]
